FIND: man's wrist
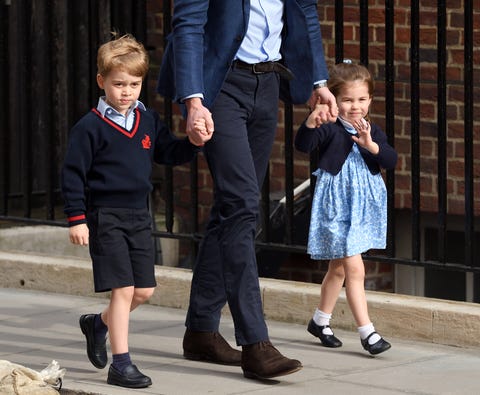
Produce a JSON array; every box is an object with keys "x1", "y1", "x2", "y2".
[
  {"x1": 184, "y1": 97, "x2": 203, "y2": 111},
  {"x1": 313, "y1": 80, "x2": 328, "y2": 90}
]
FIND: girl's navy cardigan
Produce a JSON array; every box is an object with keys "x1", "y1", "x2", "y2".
[{"x1": 295, "y1": 119, "x2": 397, "y2": 175}]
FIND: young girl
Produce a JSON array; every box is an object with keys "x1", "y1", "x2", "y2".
[{"x1": 295, "y1": 61, "x2": 397, "y2": 355}]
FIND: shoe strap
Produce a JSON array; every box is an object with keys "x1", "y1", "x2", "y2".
[{"x1": 365, "y1": 331, "x2": 379, "y2": 340}]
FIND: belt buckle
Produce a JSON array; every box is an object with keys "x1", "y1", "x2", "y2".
[{"x1": 251, "y1": 63, "x2": 263, "y2": 74}]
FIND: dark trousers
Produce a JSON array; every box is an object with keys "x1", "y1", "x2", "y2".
[{"x1": 186, "y1": 65, "x2": 280, "y2": 345}]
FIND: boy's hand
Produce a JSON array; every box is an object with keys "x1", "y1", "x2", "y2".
[
  {"x1": 69, "y1": 224, "x2": 89, "y2": 246},
  {"x1": 193, "y1": 118, "x2": 213, "y2": 144},
  {"x1": 185, "y1": 98, "x2": 214, "y2": 146}
]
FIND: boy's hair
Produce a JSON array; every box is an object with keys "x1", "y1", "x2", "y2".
[
  {"x1": 327, "y1": 62, "x2": 374, "y2": 99},
  {"x1": 97, "y1": 34, "x2": 149, "y2": 78}
]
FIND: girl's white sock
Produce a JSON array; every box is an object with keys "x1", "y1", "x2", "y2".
[
  {"x1": 313, "y1": 308, "x2": 333, "y2": 335},
  {"x1": 358, "y1": 323, "x2": 381, "y2": 344}
]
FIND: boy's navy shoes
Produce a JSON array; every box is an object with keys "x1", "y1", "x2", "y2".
[
  {"x1": 79, "y1": 314, "x2": 108, "y2": 369},
  {"x1": 307, "y1": 319, "x2": 343, "y2": 348},
  {"x1": 361, "y1": 332, "x2": 391, "y2": 355},
  {"x1": 107, "y1": 364, "x2": 152, "y2": 388}
]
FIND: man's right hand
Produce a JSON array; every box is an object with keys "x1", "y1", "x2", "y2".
[{"x1": 185, "y1": 98, "x2": 214, "y2": 146}]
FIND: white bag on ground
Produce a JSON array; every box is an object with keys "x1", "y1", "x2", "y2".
[{"x1": 0, "y1": 360, "x2": 66, "y2": 395}]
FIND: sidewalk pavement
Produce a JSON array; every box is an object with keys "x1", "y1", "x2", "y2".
[{"x1": 1, "y1": 288, "x2": 479, "y2": 395}]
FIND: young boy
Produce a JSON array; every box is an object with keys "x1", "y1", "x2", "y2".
[{"x1": 61, "y1": 34, "x2": 211, "y2": 389}]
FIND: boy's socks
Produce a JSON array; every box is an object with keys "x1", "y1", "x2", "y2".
[
  {"x1": 94, "y1": 313, "x2": 108, "y2": 343},
  {"x1": 358, "y1": 323, "x2": 381, "y2": 344},
  {"x1": 112, "y1": 352, "x2": 132, "y2": 373}
]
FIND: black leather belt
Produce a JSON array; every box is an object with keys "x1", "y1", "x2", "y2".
[{"x1": 233, "y1": 60, "x2": 294, "y2": 80}]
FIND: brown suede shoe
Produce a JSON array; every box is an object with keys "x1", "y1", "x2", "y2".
[
  {"x1": 183, "y1": 329, "x2": 242, "y2": 366},
  {"x1": 241, "y1": 341, "x2": 302, "y2": 379}
]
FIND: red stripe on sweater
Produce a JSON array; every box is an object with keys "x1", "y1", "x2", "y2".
[
  {"x1": 91, "y1": 108, "x2": 141, "y2": 138},
  {"x1": 68, "y1": 214, "x2": 86, "y2": 222}
]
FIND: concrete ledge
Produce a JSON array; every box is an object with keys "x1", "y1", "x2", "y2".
[
  {"x1": 0, "y1": 224, "x2": 179, "y2": 266},
  {"x1": 1, "y1": 250, "x2": 480, "y2": 349},
  {"x1": 261, "y1": 278, "x2": 480, "y2": 348}
]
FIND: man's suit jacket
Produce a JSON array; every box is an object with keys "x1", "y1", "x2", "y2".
[{"x1": 157, "y1": 0, "x2": 329, "y2": 108}]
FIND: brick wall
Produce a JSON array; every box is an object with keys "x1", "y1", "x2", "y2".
[{"x1": 145, "y1": 2, "x2": 479, "y2": 289}]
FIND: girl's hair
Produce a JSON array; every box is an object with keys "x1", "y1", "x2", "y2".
[
  {"x1": 97, "y1": 33, "x2": 149, "y2": 78},
  {"x1": 327, "y1": 62, "x2": 374, "y2": 99}
]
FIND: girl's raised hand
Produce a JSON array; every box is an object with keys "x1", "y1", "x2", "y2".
[{"x1": 352, "y1": 118, "x2": 379, "y2": 154}]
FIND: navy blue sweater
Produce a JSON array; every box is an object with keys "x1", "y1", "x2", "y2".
[
  {"x1": 295, "y1": 119, "x2": 397, "y2": 175},
  {"x1": 61, "y1": 107, "x2": 200, "y2": 226}
]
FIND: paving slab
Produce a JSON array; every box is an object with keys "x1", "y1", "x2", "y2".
[{"x1": 1, "y1": 288, "x2": 479, "y2": 395}]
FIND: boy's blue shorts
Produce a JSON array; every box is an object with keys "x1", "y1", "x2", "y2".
[{"x1": 87, "y1": 207, "x2": 157, "y2": 292}]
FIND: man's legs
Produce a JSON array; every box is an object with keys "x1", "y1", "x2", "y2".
[
  {"x1": 185, "y1": 67, "x2": 302, "y2": 378},
  {"x1": 187, "y1": 68, "x2": 278, "y2": 344},
  {"x1": 183, "y1": 67, "x2": 270, "y2": 365}
]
